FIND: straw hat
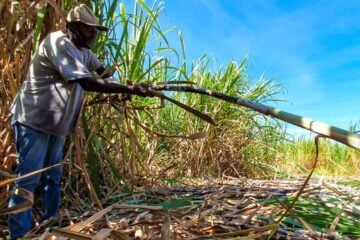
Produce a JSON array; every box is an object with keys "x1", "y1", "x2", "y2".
[{"x1": 67, "y1": 4, "x2": 108, "y2": 31}]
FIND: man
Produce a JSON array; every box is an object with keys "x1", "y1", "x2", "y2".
[{"x1": 8, "y1": 4, "x2": 153, "y2": 239}]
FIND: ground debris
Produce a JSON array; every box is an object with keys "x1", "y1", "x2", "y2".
[{"x1": 1, "y1": 178, "x2": 359, "y2": 239}]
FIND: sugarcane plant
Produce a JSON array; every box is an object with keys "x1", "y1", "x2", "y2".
[
  {"x1": 3, "y1": 1, "x2": 359, "y2": 238},
  {"x1": 74, "y1": 0, "x2": 286, "y2": 200}
]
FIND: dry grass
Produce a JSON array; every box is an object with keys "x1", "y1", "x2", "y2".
[
  {"x1": 2, "y1": 178, "x2": 359, "y2": 239},
  {"x1": 0, "y1": 0, "x2": 66, "y2": 170}
]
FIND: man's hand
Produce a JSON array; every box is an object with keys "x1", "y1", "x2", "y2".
[
  {"x1": 95, "y1": 66, "x2": 114, "y2": 79},
  {"x1": 129, "y1": 82, "x2": 155, "y2": 97}
]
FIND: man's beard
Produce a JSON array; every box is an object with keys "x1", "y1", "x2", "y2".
[{"x1": 67, "y1": 27, "x2": 95, "y2": 49}]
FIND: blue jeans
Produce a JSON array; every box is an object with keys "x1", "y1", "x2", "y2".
[{"x1": 8, "y1": 122, "x2": 64, "y2": 240}]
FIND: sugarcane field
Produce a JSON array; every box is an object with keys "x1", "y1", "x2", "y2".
[{"x1": 1, "y1": 1, "x2": 360, "y2": 239}]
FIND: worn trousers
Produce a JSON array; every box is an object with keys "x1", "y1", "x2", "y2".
[{"x1": 8, "y1": 122, "x2": 64, "y2": 240}]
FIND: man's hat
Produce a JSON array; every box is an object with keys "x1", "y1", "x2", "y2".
[{"x1": 67, "y1": 4, "x2": 108, "y2": 31}]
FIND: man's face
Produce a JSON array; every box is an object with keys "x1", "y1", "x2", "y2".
[{"x1": 77, "y1": 23, "x2": 99, "y2": 49}]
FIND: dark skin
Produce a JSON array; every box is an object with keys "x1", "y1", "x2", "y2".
[{"x1": 66, "y1": 21, "x2": 154, "y2": 97}]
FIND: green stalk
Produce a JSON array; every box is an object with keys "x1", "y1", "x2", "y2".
[{"x1": 32, "y1": 4, "x2": 47, "y2": 52}]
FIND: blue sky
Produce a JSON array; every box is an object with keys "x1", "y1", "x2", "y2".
[{"x1": 153, "y1": 0, "x2": 360, "y2": 134}]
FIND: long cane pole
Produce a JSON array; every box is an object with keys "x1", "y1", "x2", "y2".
[{"x1": 152, "y1": 85, "x2": 360, "y2": 150}]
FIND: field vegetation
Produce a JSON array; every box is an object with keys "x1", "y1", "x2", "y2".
[{"x1": 1, "y1": 0, "x2": 359, "y2": 239}]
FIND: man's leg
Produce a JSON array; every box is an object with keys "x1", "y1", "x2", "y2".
[
  {"x1": 41, "y1": 134, "x2": 64, "y2": 221},
  {"x1": 8, "y1": 123, "x2": 50, "y2": 240}
]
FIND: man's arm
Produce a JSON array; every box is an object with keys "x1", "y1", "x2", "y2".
[
  {"x1": 74, "y1": 76, "x2": 130, "y2": 93},
  {"x1": 74, "y1": 76, "x2": 153, "y2": 97}
]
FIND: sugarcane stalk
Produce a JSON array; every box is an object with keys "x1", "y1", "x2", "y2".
[{"x1": 152, "y1": 85, "x2": 360, "y2": 150}]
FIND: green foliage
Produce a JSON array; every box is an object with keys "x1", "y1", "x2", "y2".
[
  {"x1": 159, "y1": 198, "x2": 193, "y2": 210},
  {"x1": 77, "y1": 0, "x2": 288, "y2": 189},
  {"x1": 339, "y1": 179, "x2": 360, "y2": 189},
  {"x1": 32, "y1": 5, "x2": 47, "y2": 52},
  {"x1": 280, "y1": 136, "x2": 360, "y2": 176},
  {"x1": 266, "y1": 196, "x2": 360, "y2": 237},
  {"x1": 69, "y1": 0, "x2": 360, "y2": 195}
]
